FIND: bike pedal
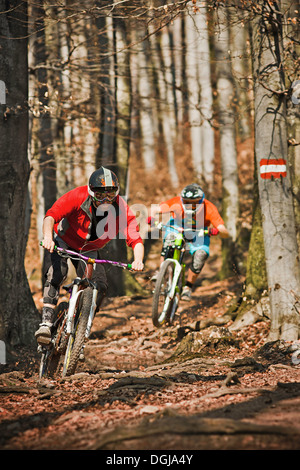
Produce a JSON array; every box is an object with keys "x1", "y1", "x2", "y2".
[{"x1": 36, "y1": 336, "x2": 52, "y2": 346}]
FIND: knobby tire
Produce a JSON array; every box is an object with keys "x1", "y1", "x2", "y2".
[
  {"x1": 62, "y1": 287, "x2": 93, "y2": 377},
  {"x1": 39, "y1": 302, "x2": 69, "y2": 379},
  {"x1": 152, "y1": 259, "x2": 178, "y2": 328},
  {"x1": 39, "y1": 302, "x2": 68, "y2": 378},
  {"x1": 39, "y1": 350, "x2": 60, "y2": 379}
]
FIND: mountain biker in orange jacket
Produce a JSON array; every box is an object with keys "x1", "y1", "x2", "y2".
[
  {"x1": 35, "y1": 166, "x2": 144, "y2": 344},
  {"x1": 150, "y1": 183, "x2": 229, "y2": 301}
]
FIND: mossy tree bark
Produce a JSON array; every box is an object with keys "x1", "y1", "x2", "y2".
[
  {"x1": 244, "y1": 163, "x2": 267, "y2": 301},
  {"x1": 250, "y1": 1, "x2": 300, "y2": 341}
]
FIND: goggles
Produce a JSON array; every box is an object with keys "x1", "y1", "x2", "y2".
[
  {"x1": 92, "y1": 187, "x2": 118, "y2": 203},
  {"x1": 182, "y1": 198, "x2": 203, "y2": 209}
]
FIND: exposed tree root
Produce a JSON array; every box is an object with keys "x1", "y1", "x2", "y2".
[{"x1": 91, "y1": 414, "x2": 299, "y2": 450}]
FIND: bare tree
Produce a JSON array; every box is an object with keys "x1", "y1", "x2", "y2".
[
  {"x1": 281, "y1": 0, "x2": 300, "y2": 252},
  {"x1": 115, "y1": 14, "x2": 132, "y2": 194},
  {"x1": 149, "y1": 24, "x2": 179, "y2": 187},
  {"x1": 250, "y1": 0, "x2": 300, "y2": 340},
  {"x1": 229, "y1": 5, "x2": 251, "y2": 140},
  {"x1": 134, "y1": 24, "x2": 157, "y2": 171},
  {"x1": 0, "y1": 1, "x2": 39, "y2": 350},
  {"x1": 214, "y1": 5, "x2": 240, "y2": 276},
  {"x1": 184, "y1": 3, "x2": 204, "y2": 182},
  {"x1": 28, "y1": 2, "x2": 57, "y2": 251}
]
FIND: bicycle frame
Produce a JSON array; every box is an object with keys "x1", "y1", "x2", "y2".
[
  {"x1": 50, "y1": 244, "x2": 133, "y2": 340},
  {"x1": 66, "y1": 276, "x2": 97, "y2": 339},
  {"x1": 160, "y1": 228, "x2": 185, "y2": 314},
  {"x1": 151, "y1": 222, "x2": 210, "y2": 326},
  {"x1": 157, "y1": 258, "x2": 182, "y2": 324},
  {"x1": 38, "y1": 242, "x2": 135, "y2": 378}
]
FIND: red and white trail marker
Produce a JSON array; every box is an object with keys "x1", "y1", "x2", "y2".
[{"x1": 260, "y1": 159, "x2": 287, "y2": 179}]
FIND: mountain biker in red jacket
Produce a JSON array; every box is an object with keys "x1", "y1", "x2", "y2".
[
  {"x1": 150, "y1": 183, "x2": 229, "y2": 301},
  {"x1": 35, "y1": 166, "x2": 144, "y2": 344}
]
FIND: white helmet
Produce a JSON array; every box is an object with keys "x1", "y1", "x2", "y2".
[
  {"x1": 181, "y1": 184, "x2": 205, "y2": 214},
  {"x1": 88, "y1": 166, "x2": 119, "y2": 203}
]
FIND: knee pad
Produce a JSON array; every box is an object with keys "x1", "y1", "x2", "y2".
[
  {"x1": 191, "y1": 249, "x2": 209, "y2": 274},
  {"x1": 43, "y1": 261, "x2": 68, "y2": 305},
  {"x1": 43, "y1": 280, "x2": 60, "y2": 305},
  {"x1": 44, "y1": 260, "x2": 68, "y2": 286}
]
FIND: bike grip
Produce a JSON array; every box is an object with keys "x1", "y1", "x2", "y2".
[
  {"x1": 197, "y1": 229, "x2": 207, "y2": 237},
  {"x1": 40, "y1": 241, "x2": 58, "y2": 250},
  {"x1": 127, "y1": 263, "x2": 132, "y2": 270},
  {"x1": 147, "y1": 217, "x2": 163, "y2": 230},
  {"x1": 209, "y1": 228, "x2": 219, "y2": 236},
  {"x1": 147, "y1": 216, "x2": 154, "y2": 225}
]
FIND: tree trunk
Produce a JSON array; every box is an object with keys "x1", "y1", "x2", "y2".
[
  {"x1": 184, "y1": 2, "x2": 203, "y2": 183},
  {"x1": 0, "y1": 1, "x2": 39, "y2": 350},
  {"x1": 169, "y1": 15, "x2": 184, "y2": 141},
  {"x1": 115, "y1": 16, "x2": 132, "y2": 195},
  {"x1": 229, "y1": 6, "x2": 251, "y2": 141},
  {"x1": 97, "y1": 5, "x2": 143, "y2": 297},
  {"x1": 281, "y1": 0, "x2": 300, "y2": 254},
  {"x1": 149, "y1": 25, "x2": 179, "y2": 188},
  {"x1": 160, "y1": 25, "x2": 179, "y2": 188},
  {"x1": 114, "y1": 13, "x2": 144, "y2": 296},
  {"x1": 195, "y1": 2, "x2": 214, "y2": 192},
  {"x1": 250, "y1": 2, "x2": 300, "y2": 341},
  {"x1": 243, "y1": 161, "x2": 267, "y2": 300},
  {"x1": 29, "y1": 3, "x2": 57, "y2": 255},
  {"x1": 135, "y1": 26, "x2": 156, "y2": 172},
  {"x1": 66, "y1": 0, "x2": 95, "y2": 184},
  {"x1": 214, "y1": 6, "x2": 240, "y2": 277},
  {"x1": 43, "y1": 2, "x2": 71, "y2": 196},
  {"x1": 96, "y1": 15, "x2": 116, "y2": 167}
]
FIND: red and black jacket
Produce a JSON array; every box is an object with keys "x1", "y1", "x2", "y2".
[{"x1": 45, "y1": 185, "x2": 143, "y2": 252}]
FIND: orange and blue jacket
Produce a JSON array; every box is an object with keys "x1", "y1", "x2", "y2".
[{"x1": 158, "y1": 196, "x2": 224, "y2": 229}]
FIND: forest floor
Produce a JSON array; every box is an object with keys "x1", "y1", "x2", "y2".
[
  {"x1": 1, "y1": 236, "x2": 300, "y2": 453},
  {"x1": 1, "y1": 136, "x2": 300, "y2": 454}
]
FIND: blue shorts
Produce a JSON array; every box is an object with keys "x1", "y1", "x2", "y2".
[{"x1": 163, "y1": 218, "x2": 210, "y2": 256}]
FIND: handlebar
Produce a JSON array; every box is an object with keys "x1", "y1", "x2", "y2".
[
  {"x1": 147, "y1": 217, "x2": 219, "y2": 238},
  {"x1": 40, "y1": 242, "x2": 133, "y2": 270}
]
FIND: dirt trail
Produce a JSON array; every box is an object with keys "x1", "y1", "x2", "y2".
[
  {"x1": 3, "y1": 134, "x2": 299, "y2": 452},
  {"x1": 1, "y1": 273, "x2": 300, "y2": 451}
]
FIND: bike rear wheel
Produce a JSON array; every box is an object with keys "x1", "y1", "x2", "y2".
[
  {"x1": 62, "y1": 287, "x2": 93, "y2": 377},
  {"x1": 152, "y1": 259, "x2": 179, "y2": 327}
]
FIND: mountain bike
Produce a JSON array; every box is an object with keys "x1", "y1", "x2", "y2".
[
  {"x1": 150, "y1": 221, "x2": 217, "y2": 328},
  {"x1": 38, "y1": 244, "x2": 134, "y2": 379}
]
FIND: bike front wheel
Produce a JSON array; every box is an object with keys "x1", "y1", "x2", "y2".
[
  {"x1": 39, "y1": 302, "x2": 69, "y2": 379},
  {"x1": 39, "y1": 349, "x2": 60, "y2": 379},
  {"x1": 62, "y1": 287, "x2": 93, "y2": 377},
  {"x1": 152, "y1": 259, "x2": 180, "y2": 328}
]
